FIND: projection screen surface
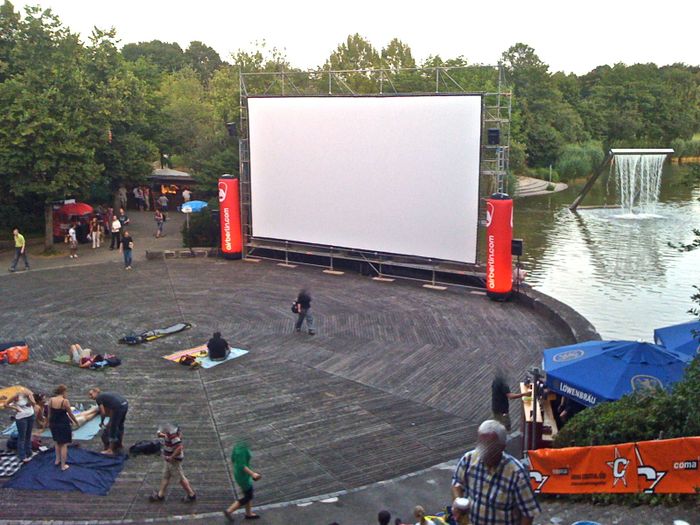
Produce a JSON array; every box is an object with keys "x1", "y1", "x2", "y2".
[{"x1": 248, "y1": 95, "x2": 482, "y2": 263}]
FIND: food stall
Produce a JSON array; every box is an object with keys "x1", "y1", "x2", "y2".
[
  {"x1": 148, "y1": 168, "x2": 196, "y2": 208},
  {"x1": 52, "y1": 201, "x2": 94, "y2": 242}
]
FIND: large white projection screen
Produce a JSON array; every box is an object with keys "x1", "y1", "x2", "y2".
[{"x1": 248, "y1": 95, "x2": 482, "y2": 263}]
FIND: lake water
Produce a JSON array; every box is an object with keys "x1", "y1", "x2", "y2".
[{"x1": 513, "y1": 164, "x2": 700, "y2": 340}]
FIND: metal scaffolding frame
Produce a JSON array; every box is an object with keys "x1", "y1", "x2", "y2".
[{"x1": 237, "y1": 65, "x2": 512, "y2": 281}]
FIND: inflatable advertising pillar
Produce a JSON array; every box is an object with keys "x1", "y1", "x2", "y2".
[
  {"x1": 486, "y1": 193, "x2": 513, "y2": 300},
  {"x1": 218, "y1": 175, "x2": 242, "y2": 259}
]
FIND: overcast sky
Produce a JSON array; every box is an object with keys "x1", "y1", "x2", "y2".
[{"x1": 13, "y1": 0, "x2": 700, "y2": 74}]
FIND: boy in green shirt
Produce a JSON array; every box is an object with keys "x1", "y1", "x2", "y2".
[
  {"x1": 9, "y1": 228, "x2": 29, "y2": 272},
  {"x1": 224, "y1": 441, "x2": 262, "y2": 521}
]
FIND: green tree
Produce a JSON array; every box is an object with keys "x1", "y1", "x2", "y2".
[
  {"x1": 0, "y1": 5, "x2": 104, "y2": 248},
  {"x1": 87, "y1": 29, "x2": 160, "y2": 209},
  {"x1": 158, "y1": 67, "x2": 217, "y2": 157},
  {"x1": 502, "y1": 43, "x2": 586, "y2": 167},
  {"x1": 325, "y1": 34, "x2": 381, "y2": 93},
  {"x1": 185, "y1": 40, "x2": 223, "y2": 84},
  {"x1": 121, "y1": 39, "x2": 186, "y2": 73}
]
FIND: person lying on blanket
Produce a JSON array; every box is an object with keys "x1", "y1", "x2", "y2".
[
  {"x1": 68, "y1": 344, "x2": 116, "y2": 369},
  {"x1": 69, "y1": 344, "x2": 96, "y2": 368}
]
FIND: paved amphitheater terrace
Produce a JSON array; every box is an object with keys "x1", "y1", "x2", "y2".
[{"x1": 1, "y1": 253, "x2": 577, "y2": 522}]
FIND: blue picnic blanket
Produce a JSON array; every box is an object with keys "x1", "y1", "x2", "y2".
[
  {"x1": 4, "y1": 448, "x2": 126, "y2": 495},
  {"x1": 198, "y1": 347, "x2": 248, "y2": 368},
  {"x1": 3, "y1": 414, "x2": 107, "y2": 441}
]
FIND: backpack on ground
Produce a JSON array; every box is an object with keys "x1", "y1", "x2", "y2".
[{"x1": 129, "y1": 439, "x2": 161, "y2": 455}]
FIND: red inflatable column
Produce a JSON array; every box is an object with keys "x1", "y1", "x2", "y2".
[
  {"x1": 486, "y1": 193, "x2": 513, "y2": 300},
  {"x1": 218, "y1": 175, "x2": 242, "y2": 259}
]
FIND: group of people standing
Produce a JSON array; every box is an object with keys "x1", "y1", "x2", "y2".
[{"x1": 5, "y1": 386, "x2": 128, "y2": 471}]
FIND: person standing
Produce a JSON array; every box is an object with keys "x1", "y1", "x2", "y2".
[
  {"x1": 88, "y1": 388, "x2": 129, "y2": 455},
  {"x1": 491, "y1": 371, "x2": 528, "y2": 432},
  {"x1": 7, "y1": 390, "x2": 36, "y2": 463},
  {"x1": 148, "y1": 424, "x2": 197, "y2": 503},
  {"x1": 9, "y1": 227, "x2": 30, "y2": 272},
  {"x1": 182, "y1": 187, "x2": 191, "y2": 202},
  {"x1": 133, "y1": 187, "x2": 144, "y2": 211},
  {"x1": 451, "y1": 420, "x2": 540, "y2": 525},
  {"x1": 224, "y1": 441, "x2": 262, "y2": 521},
  {"x1": 294, "y1": 289, "x2": 315, "y2": 335},
  {"x1": 118, "y1": 185, "x2": 127, "y2": 209},
  {"x1": 67, "y1": 223, "x2": 78, "y2": 259},
  {"x1": 48, "y1": 385, "x2": 79, "y2": 471},
  {"x1": 110, "y1": 215, "x2": 121, "y2": 250},
  {"x1": 121, "y1": 230, "x2": 134, "y2": 270},
  {"x1": 157, "y1": 194, "x2": 169, "y2": 213},
  {"x1": 89, "y1": 217, "x2": 101, "y2": 249},
  {"x1": 143, "y1": 187, "x2": 151, "y2": 211},
  {"x1": 154, "y1": 209, "x2": 164, "y2": 238},
  {"x1": 118, "y1": 207, "x2": 130, "y2": 228}
]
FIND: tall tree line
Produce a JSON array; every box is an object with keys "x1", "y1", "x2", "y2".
[{"x1": 1, "y1": 3, "x2": 699, "y2": 245}]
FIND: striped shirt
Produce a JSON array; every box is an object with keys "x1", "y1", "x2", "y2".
[
  {"x1": 452, "y1": 450, "x2": 540, "y2": 525},
  {"x1": 162, "y1": 430, "x2": 184, "y2": 460}
]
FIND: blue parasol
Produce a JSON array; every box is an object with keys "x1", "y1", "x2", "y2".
[
  {"x1": 542, "y1": 340, "x2": 689, "y2": 407},
  {"x1": 180, "y1": 200, "x2": 208, "y2": 213},
  {"x1": 653, "y1": 320, "x2": 700, "y2": 361}
]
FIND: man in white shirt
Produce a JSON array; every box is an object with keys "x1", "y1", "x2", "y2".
[
  {"x1": 182, "y1": 188, "x2": 191, "y2": 202},
  {"x1": 110, "y1": 216, "x2": 122, "y2": 250}
]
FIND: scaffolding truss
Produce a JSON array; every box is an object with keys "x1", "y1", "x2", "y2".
[{"x1": 237, "y1": 65, "x2": 512, "y2": 281}]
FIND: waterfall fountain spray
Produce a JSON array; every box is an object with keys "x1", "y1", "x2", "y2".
[
  {"x1": 613, "y1": 154, "x2": 666, "y2": 215},
  {"x1": 569, "y1": 148, "x2": 674, "y2": 212}
]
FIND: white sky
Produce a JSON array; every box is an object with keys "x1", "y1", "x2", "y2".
[{"x1": 14, "y1": 0, "x2": 700, "y2": 74}]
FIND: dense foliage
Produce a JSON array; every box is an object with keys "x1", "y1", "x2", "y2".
[{"x1": 1, "y1": 1, "x2": 699, "y2": 243}]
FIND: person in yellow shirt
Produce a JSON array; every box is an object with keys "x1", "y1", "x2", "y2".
[{"x1": 9, "y1": 227, "x2": 29, "y2": 272}]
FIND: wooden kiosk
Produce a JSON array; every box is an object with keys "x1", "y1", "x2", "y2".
[{"x1": 520, "y1": 381, "x2": 559, "y2": 451}]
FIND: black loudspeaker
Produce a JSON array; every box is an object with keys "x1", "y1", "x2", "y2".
[
  {"x1": 225, "y1": 122, "x2": 237, "y2": 137},
  {"x1": 511, "y1": 238, "x2": 523, "y2": 257},
  {"x1": 487, "y1": 128, "x2": 500, "y2": 145}
]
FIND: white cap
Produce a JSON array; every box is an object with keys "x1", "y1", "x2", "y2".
[{"x1": 453, "y1": 497, "x2": 471, "y2": 510}]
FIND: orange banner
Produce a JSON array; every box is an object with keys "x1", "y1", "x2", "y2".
[{"x1": 529, "y1": 437, "x2": 700, "y2": 494}]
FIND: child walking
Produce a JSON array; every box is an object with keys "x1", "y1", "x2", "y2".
[
  {"x1": 224, "y1": 440, "x2": 262, "y2": 521},
  {"x1": 149, "y1": 424, "x2": 197, "y2": 503}
]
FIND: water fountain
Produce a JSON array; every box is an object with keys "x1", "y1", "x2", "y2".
[
  {"x1": 569, "y1": 148, "x2": 673, "y2": 212},
  {"x1": 612, "y1": 153, "x2": 666, "y2": 217}
]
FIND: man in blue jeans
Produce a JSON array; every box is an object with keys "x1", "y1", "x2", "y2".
[
  {"x1": 121, "y1": 230, "x2": 134, "y2": 270},
  {"x1": 294, "y1": 289, "x2": 315, "y2": 335},
  {"x1": 9, "y1": 227, "x2": 30, "y2": 272},
  {"x1": 89, "y1": 388, "x2": 128, "y2": 455}
]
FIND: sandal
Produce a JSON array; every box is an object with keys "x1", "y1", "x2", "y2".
[
  {"x1": 148, "y1": 492, "x2": 165, "y2": 502},
  {"x1": 182, "y1": 493, "x2": 197, "y2": 503},
  {"x1": 245, "y1": 515, "x2": 260, "y2": 520}
]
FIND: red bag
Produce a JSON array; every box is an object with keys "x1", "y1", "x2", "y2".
[{"x1": 5, "y1": 345, "x2": 29, "y2": 364}]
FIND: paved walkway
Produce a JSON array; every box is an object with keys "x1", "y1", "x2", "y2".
[
  {"x1": 1, "y1": 210, "x2": 186, "y2": 275},
  {"x1": 515, "y1": 175, "x2": 568, "y2": 197}
]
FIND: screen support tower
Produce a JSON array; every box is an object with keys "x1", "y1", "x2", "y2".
[
  {"x1": 481, "y1": 65, "x2": 512, "y2": 194},
  {"x1": 237, "y1": 65, "x2": 512, "y2": 284}
]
